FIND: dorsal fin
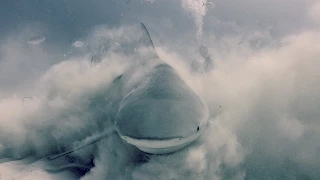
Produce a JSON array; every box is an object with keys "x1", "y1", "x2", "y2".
[{"x1": 140, "y1": 22, "x2": 158, "y2": 57}]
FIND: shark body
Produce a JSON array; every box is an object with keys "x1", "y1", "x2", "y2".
[
  {"x1": 113, "y1": 23, "x2": 209, "y2": 154},
  {"x1": 49, "y1": 23, "x2": 209, "y2": 159}
]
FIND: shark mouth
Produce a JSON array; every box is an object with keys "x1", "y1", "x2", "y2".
[{"x1": 118, "y1": 127, "x2": 204, "y2": 155}]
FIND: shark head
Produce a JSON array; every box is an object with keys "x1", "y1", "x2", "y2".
[{"x1": 115, "y1": 23, "x2": 209, "y2": 154}]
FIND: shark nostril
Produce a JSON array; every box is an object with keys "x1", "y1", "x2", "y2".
[{"x1": 197, "y1": 126, "x2": 200, "y2": 131}]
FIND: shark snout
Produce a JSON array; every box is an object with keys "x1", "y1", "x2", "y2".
[{"x1": 116, "y1": 98, "x2": 205, "y2": 139}]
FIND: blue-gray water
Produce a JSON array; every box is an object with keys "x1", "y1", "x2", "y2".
[{"x1": 0, "y1": 0, "x2": 320, "y2": 179}]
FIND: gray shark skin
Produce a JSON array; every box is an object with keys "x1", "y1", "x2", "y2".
[{"x1": 116, "y1": 64, "x2": 208, "y2": 140}]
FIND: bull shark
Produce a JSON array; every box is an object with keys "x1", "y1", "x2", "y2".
[{"x1": 48, "y1": 23, "x2": 209, "y2": 160}]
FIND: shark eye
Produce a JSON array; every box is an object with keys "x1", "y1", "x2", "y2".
[
  {"x1": 197, "y1": 126, "x2": 200, "y2": 131},
  {"x1": 116, "y1": 74, "x2": 123, "y2": 80},
  {"x1": 113, "y1": 74, "x2": 123, "y2": 82}
]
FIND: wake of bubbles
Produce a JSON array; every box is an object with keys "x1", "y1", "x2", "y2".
[
  {"x1": 0, "y1": 23, "x2": 245, "y2": 179},
  {"x1": 1, "y1": 11, "x2": 320, "y2": 180},
  {"x1": 181, "y1": 0, "x2": 208, "y2": 40}
]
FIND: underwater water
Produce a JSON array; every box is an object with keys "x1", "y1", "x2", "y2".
[{"x1": 1, "y1": 0, "x2": 320, "y2": 179}]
